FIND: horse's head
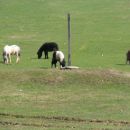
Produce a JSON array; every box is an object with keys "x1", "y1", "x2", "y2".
[
  {"x1": 37, "y1": 51, "x2": 42, "y2": 59},
  {"x1": 61, "y1": 59, "x2": 66, "y2": 67}
]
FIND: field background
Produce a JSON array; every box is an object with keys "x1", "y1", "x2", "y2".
[{"x1": 0, "y1": 0, "x2": 130, "y2": 129}]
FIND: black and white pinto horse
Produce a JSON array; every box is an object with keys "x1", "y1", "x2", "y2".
[
  {"x1": 37, "y1": 42, "x2": 59, "y2": 59},
  {"x1": 51, "y1": 51, "x2": 66, "y2": 68},
  {"x1": 3, "y1": 45, "x2": 21, "y2": 64}
]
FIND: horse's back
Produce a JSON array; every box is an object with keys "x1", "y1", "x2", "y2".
[
  {"x1": 56, "y1": 51, "x2": 65, "y2": 62},
  {"x1": 11, "y1": 45, "x2": 20, "y2": 51},
  {"x1": 43, "y1": 42, "x2": 59, "y2": 51},
  {"x1": 11, "y1": 45, "x2": 20, "y2": 55},
  {"x1": 3, "y1": 45, "x2": 20, "y2": 54}
]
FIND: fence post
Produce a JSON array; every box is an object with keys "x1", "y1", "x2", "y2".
[{"x1": 68, "y1": 13, "x2": 71, "y2": 66}]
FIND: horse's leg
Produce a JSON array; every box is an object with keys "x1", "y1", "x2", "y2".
[
  {"x1": 55, "y1": 63, "x2": 57, "y2": 68},
  {"x1": 45, "y1": 51, "x2": 48, "y2": 59},
  {"x1": 9, "y1": 55, "x2": 11, "y2": 63},
  {"x1": 5, "y1": 56, "x2": 8, "y2": 64},
  {"x1": 51, "y1": 59, "x2": 57, "y2": 68},
  {"x1": 44, "y1": 51, "x2": 46, "y2": 59},
  {"x1": 129, "y1": 60, "x2": 130, "y2": 65},
  {"x1": 54, "y1": 61, "x2": 57, "y2": 68},
  {"x1": 47, "y1": 52, "x2": 48, "y2": 59},
  {"x1": 6, "y1": 55, "x2": 9, "y2": 64},
  {"x1": 16, "y1": 52, "x2": 20, "y2": 63},
  {"x1": 16, "y1": 56, "x2": 19, "y2": 63},
  {"x1": 8, "y1": 54, "x2": 11, "y2": 64},
  {"x1": 51, "y1": 59, "x2": 54, "y2": 68}
]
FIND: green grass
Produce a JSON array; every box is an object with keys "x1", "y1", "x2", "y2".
[
  {"x1": 0, "y1": 0, "x2": 130, "y2": 129},
  {"x1": 0, "y1": 69, "x2": 130, "y2": 129},
  {"x1": 0, "y1": 0, "x2": 130, "y2": 70}
]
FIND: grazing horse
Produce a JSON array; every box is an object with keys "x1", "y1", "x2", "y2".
[
  {"x1": 126, "y1": 50, "x2": 130, "y2": 64},
  {"x1": 51, "y1": 51, "x2": 66, "y2": 68},
  {"x1": 37, "y1": 42, "x2": 59, "y2": 59},
  {"x1": 3, "y1": 45, "x2": 21, "y2": 64}
]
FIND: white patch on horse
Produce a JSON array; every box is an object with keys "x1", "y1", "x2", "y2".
[
  {"x1": 51, "y1": 51, "x2": 66, "y2": 68},
  {"x1": 3, "y1": 45, "x2": 21, "y2": 64}
]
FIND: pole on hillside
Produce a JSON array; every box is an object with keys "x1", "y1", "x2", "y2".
[{"x1": 68, "y1": 13, "x2": 71, "y2": 66}]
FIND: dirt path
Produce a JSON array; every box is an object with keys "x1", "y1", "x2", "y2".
[{"x1": 0, "y1": 113, "x2": 130, "y2": 128}]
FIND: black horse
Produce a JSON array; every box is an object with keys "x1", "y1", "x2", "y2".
[
  {"x1": 37, "y1": 42, "x2": 59, "y2": 59},
  {"x1": 126, "y1": 50, "x2": 130, "y2": 64}
]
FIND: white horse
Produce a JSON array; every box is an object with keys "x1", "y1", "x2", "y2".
[
  {"x1": 51, "y1": 51, "x2": 66, "y2": 68},
  {"x1": 3, "y1": 45, "x2": 21, "y2": 64}
]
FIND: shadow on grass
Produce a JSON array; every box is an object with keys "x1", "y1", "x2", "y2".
[
  {"x1": 31, "y1": 57, "x2": 50, "y2": 60},
  {"x1": 40, "y1": 67, "x2": 50, "y2": 69},
  {"x1": 31, "y1": 57, "x2": 38, "y2": 60},
  {"x1": 116, "y1": 63, "x2": 130, "y2": 66}
]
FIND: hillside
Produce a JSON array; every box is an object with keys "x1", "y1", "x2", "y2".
[
  {"x1": 0, "y1": 69, "x2": 130, "y2": 129},
  {"x1": 0, "y1": 0, "x2": 130, "y2": 129}
]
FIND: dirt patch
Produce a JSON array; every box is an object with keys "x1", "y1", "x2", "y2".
[
  {"x1": 66, "y1": 68, "x2": 130, "y2": 78},
  {"x1": 0, "y1": 113, "x2": 130, "y2": 127}
]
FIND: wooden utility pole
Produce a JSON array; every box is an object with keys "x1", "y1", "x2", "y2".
[{"x1": 68, "y1": 13, "x2": 71, "y2": 66}]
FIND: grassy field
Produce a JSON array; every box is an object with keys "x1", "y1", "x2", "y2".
[
  {"x1": 0, "y1": 69, "x2": 130, "y2": 129},
  {"x1": 0, "y1": 0, "x2": 130, "y2": 129},
  {"x1": 0, "y1": 0, "x2": 130, "y2": 70}
]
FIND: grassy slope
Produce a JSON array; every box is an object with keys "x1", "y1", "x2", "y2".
[
  {"x1": 0, "y1": 0, "x2": 130, "y2": 129},
  {"x1": 0, "y1": 69, "x2": 130, "y2": 129}
]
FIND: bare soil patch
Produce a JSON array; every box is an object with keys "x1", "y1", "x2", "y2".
[{"x1": 0, "y1": 113, "x2": 130, "y2": 128}]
